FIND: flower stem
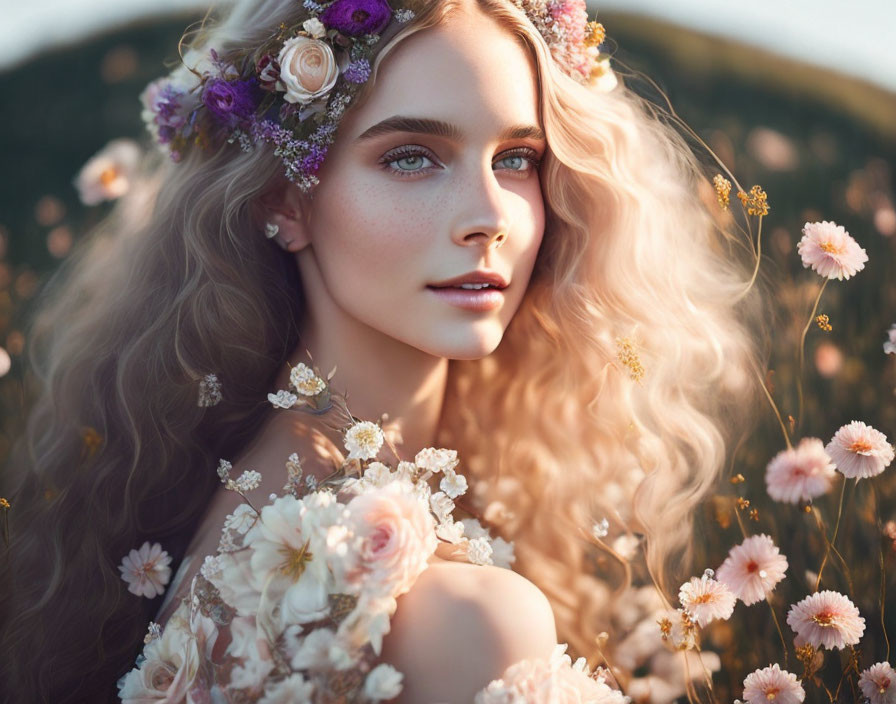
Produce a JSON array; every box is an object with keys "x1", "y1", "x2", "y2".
[
  {"x1": 815, "y1": 478, "x2": 847, "y2": 592},
  {"x1": 754, "y1": 365, "x2": 792, "y2": 449},
  {"x1": 796, "y1": 279, "x2": 829, "y2": 432},
  {"x1": 870, "y1": 480, "x2": 892, "y2": 661},
  {"x1": 766, "y1": 595, "x2": 790, "y2": 667}
]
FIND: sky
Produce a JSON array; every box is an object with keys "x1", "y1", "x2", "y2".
[{"x1": 1, "y1": 0, "x2": 895, "y2": 92}]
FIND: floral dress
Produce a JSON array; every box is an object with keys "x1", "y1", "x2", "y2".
[{"x1": 117, "y1": 364, "x2": 628, "y2": 703}]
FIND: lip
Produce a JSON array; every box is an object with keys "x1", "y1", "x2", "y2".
[
  {"x1": 427, "y1": 269, "x2": 509, "y2": 289},
  {"x1": 427, "y1": 286, "x2": 504, "y2": 312}
]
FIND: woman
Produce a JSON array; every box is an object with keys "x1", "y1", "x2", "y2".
[{"x1": 0, "y1": 0, "x2": 764, "y2": 700}]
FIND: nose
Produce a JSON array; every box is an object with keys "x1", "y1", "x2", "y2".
[{"x1": 450, "y1": 161, "x2": 512, "y2": 250}]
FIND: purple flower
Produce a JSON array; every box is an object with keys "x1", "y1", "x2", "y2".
[
  {"x1": 203, "y1": 78, "x2": 260, "y2": 124},
  {"x1": 154, "y1": 83, "x2": 187, "y2": 129},
  {"x1": 300, "y1": 144, "x2": 329, "y2": 175},
  {"x1": 319, "y1": 0, "x2": 392, "y2": 36},
  {"x1": 342, "y1": 58, "x2": 371, "y2": 84}
]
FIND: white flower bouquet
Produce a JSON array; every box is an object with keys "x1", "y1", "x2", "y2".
[{"x1": 118, "y1": 362, "x2": 627, "y2": 703}]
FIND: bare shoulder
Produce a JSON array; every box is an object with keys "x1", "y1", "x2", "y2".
[{"x1": 380, "y1": 559, "x2": 557, "y2": 704}]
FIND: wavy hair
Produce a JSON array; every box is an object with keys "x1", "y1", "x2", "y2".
[{"x1": 0, "y1": 0, "x2": 766, "y2": 699}]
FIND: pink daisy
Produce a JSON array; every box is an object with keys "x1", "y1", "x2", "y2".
[
  {"x1": 118, "y1": 541, "x2": 172, "y2": 598},
  {"x1": 765, "y1": 438, "x2": 837, "y2": 504},
  {"x1": 742, "y1": 664, "x2": 805, "y2": 704},
  {"x1": 826, "y1": 421, "x2": 895, "y2": 479},
  {"x1": 859, "y1": 662, "x2": 896, "y2": 704},
  {"x1": 797, "y1": 220, "x2": 867, "y2": 280},
  {"x1": 786, "y1": 590, "x2": 865, "y2": 650},
  {"x1": 715, "y1": 535, "x2": 788, "y2": 606},
  {"x1": 678, "y1": 574, "x2": 736, "y2": 627}
]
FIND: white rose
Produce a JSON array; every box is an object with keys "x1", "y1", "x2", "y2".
[
  {"x1": 280, "y1": 575, "x2": 331, "y2": 626},
  {"x1": 277, "y1": 36, "x2": 339, "y2": 105}
]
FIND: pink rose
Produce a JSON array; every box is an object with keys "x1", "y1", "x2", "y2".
[
  {"x1": 276, "y1": 36, "x2": 339, "y2": 105},
  {"x1": 347, "y1": 483, "x2": 437, "y2": 597}
]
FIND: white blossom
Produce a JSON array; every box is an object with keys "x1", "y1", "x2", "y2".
[
  {"x1": 363, "y1": 663, "x2": 404, "y2": 701},
  {"x1": 268, "y1": 389, "x2": 298, "y2": 409},
  {"x1": 466, "y1": 537, "x2": 494, "y2": 566},
  {"x1": 344, "y1": 420, "x2": 385, "y2": 461},
  {"x1": 440, "y1": 470, "x2": 468, "y2": 499}
]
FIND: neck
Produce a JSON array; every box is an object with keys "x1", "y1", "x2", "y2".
[{"x1": 274, "y1": 304, "x2": 449, "y2": 463}]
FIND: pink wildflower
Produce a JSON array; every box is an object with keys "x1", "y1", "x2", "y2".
[
  {"x1": 765, "y1": 437, "x2": 836, "y2": 503},
  {"x1": 797, "y1": 220, "x2": 867, "y2": 280},
  {"x1": 678, "y1": 574, "x2": 736, "y2": 627},
  {"x1": 786, "y1": 590, "x2": 865, "y2": 650},
  {"x1": 859, "y1": 662, "x2": 896, "y2": 704},
  {"x1": 118, "y1": 541, "x2": 172, "y2": 598},
  {"x1": 715, "y1": 534, "x2": 788, "y2": 606},
  {"x1": 742, "y1": 664, "x2": 805, "y2": 704},
  {"x1": 826, "y1": 421, "x2": 895, "y2": 479}
]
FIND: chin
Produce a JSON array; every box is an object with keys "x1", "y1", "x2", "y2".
[{"x1": 424, "y1": 328, "x2": 505, "y2": 361}]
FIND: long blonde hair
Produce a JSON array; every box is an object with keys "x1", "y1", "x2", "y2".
[{"x1": 0, "y1": 0, "x2": 765, "y2": 699}]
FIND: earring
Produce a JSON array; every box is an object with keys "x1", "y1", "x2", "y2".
[{"x1": 264, "y1": 222, "x2": 279, "y2": 239}]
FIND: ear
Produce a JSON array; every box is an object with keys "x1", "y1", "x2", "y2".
[{"x1": 258, "y1": 180, "x2": 312, "y2": 253}]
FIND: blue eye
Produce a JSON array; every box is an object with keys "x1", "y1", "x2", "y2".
[{"x1": 379, "y1": 145, "x2": 542, "y2": 178}]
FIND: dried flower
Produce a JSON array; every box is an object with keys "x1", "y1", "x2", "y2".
[
  {"x1": 678, "y1": 574, "x2": 736, "y2": 627},
  {"x1": 858, "y1": 662, "x2": 896, "y2": 704},
  {"x1": 716, "y1": 534, "x2": 788, "y2": 606},
  {"x1": 765, "y1": 437, "x2": 837, "y2": 504},
  {"x1": 786, "y1": 590, "x2": 865, "y2": 650},
  {"x1": 736, "y1": 185, "x2": 769, "y2": 216},
  {"x1": 344, "y1": 420, "x2": 385, "y2": 461},
  {"x1": 713, "y1": 174, "x2": 732, "y2": 209},
  {"x1": 658, "y1": 609, "x2": 697, "y2": 650},
  {"x1": 797, "y1": 221, "x2": 868, "y2": 280},
  {"x1": 826, "y1": 420, "x2": 894, "y2": 479},
  {"x1": 119, "y1": 541, "x2": 172, "y2": 598},
  {"x1": 616, "y1": 337, "x2": 645, "y2": 383},
  {"x1": 742, "y1": 664, "x2": 805, "y2": 704},
  {"x1": 815, "y1": 314, "x2": 832, "y2": 332},
  {"x1": 230, "y1": 470, "x2": 262, "y2": 493},
  {"x1": 198, "y1": 373, "x2": 223, "y2": 407},
  {"x1": 749, "y1": 508, "x2": 760, "y2": 521},
  {"x1": 584, "y1": 21, "x2": 606, "y2": 47},
  {"x1": 0, "y1": 497, "x2": 9, "y2": 510}
]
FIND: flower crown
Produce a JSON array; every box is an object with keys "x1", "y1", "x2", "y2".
[{"x1": 140, "y1": 0, "x2": 614, "y2": 192}]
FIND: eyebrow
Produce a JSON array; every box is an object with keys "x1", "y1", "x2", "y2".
[{"x1": 354, "y1": 116, "x2": 546, "y2": 143}]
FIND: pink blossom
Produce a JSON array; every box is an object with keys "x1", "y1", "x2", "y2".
[
  {"x1": 826, "y1": 421, "x2": 895, "y2": 479},
  {"x1": 786, "y1": 590, "x2": 865, "y2": 650},
  {"x1": 678, "y1": 574, "x2": 736, "y2": 627},
  {"x1": 742, "y1": 664, "x2": 805, "y2": 704},
  {"x1": 346, "y1": 483, "x2": 437, "y2": 598},
  {"x1": 859, "y1": 662, "x2": 896, "y2": 704},
  {"x1": 715, "y1": 535, "x2": 788, "y2": 606},
  {"x1": 765, "y1": 437, "x2": 836, "y2": 503},
  {"x1": 797, "y1": 220, "x2": 868, "y2": 280},
  {"x1": 119, "y1": 541, "x2": 172, "y2": 598}
]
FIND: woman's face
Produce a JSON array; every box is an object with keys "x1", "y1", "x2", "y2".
[{"x1": 296, "y1": 6, "x2": 546, "y2": 360}]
